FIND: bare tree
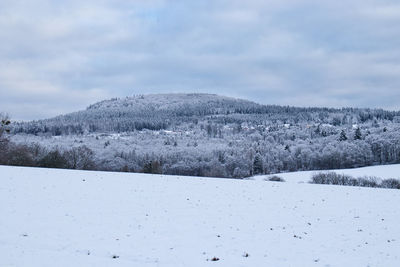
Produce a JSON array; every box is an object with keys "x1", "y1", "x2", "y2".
[
  {"x1": 63, "y1": 146, "x2": 96, "y2": 170},
  {"x1": 0, "y1": 113, "x2": 11, "y2": 164},
  {"x1": 0, "y1": 113, "x2": 11, "y2": 140}
]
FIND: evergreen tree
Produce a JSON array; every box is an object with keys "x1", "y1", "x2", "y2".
[
  {"x1": 354, "y1": 127, "x2": 362, "y2": 140},
  {"x1": 253, "y1": 154, "x2": 263, "y2": 175},
  {"x1": 339, "y1": 130, "x2": 347, "y2": 141}
]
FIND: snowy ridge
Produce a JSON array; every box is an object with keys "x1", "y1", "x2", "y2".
[
  {"x1": 86, "y1": 93, "x2": 261, "y2": 113},
  {"x1": 1, "y1": 165, "x2": 400, "y2": 267}
]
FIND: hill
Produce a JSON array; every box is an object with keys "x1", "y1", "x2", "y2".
[
  {"x1": 13, "y1": 93, "x2": 267, "y2": 134},
  {"x1": 6, "y1": 93, "x2": 400, "y2": 178},
  {"x1": 87, "y1": 93, "x2": 264, "y2": 114},
  {"x1": 1, "y1": 165, "x2": 399, "y2": 266},
  {"x1": 12, "y1": 93, "x2": 400, "y2": 135}
]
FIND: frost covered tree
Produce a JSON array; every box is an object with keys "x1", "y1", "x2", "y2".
[
  {"x1": 0, "y1": 113, "x2": 11, "y2": 164},
  {"x1": 63, "y1": 146, "x2": 96, "y2": 170},
  {"x1": 253, "y1": 154, "x2": 263, "y2": 175},
  {"x1": 0, "y1": 113, "x2": 11, "y2": 140},
  {"x1": 339, "y1": 130, "x2": 347, "y2": 141},
  {"x1": 354, "y1": 127, "x2": 362, "y2": 140}
]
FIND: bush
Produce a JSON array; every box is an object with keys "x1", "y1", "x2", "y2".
[
  {"x1": 38, "y1": 149, "x2": 68, "y2": 169},
  {"x1": 6, "y1": 143, "x2": 35, "y2": 167},
  {"x1": 357, "y1": 176, "x2": 379, "y2": 188},
  {"x1": 142, "y1": 160, "x2": 162, "y2": 174},
  {"x1": 310, "y1": 172, "x2": 400, "y2": 189},
  {"x1": 266, "y1": 175, "x2": 285, "y2": 182},
  {"x1": 311, "y1": 172, "x2": 355, "y2": 186},
  {"x1": 381, "y1": 178, "x2": 400, "y2": 189},
  {"x1": 63, "y1": 146, "x2": 96, "y2": 170}
]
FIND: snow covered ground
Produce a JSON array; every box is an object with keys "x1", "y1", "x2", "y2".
[
  {"x1": 257, "y1": 164, "x2": 400, "y2": 184},
  {"x1": 1, "y1": 165, "x2": 400, "y2": 267}
]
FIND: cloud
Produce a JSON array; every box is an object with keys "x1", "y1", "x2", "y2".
[
  {"x1": 361, "y1": 4, "x2": 400, "y2": 20},
  {"x1": 0, "y1": 0, "x2": 399, "y2": 120},
  {"x1": 0, "y1": 60, "x2": 111, "y2": 120}
]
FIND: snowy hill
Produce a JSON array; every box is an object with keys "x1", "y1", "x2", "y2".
[
  {"x1": 1, "y1": 165, "x2": 399, "y2": 267},
  {"x1": 14, "y1": 93, "x2": 267, "y2": 134},
  {"x1": 86, "y1": 93, "x2": 263, "y2": 114},
  {"x1": 13, "y1": 93, "x2": 400, "y2": 136},
  {"x1": 7, "y1": 93, "x2": 400, "y2": 179}
]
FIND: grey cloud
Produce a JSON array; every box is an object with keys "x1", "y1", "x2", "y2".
[{"x1": 0, "y1": 0, "x2": 400, "y2": 120}]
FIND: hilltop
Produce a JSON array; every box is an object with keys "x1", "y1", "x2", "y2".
[{"x1": 87, "y1": 93, "x2": 264, "y2": 114}]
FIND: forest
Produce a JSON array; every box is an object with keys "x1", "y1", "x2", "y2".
[{"x1": 3, "y1": 94, "x2": 400, "y2": 178}]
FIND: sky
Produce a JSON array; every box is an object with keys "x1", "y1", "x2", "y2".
[{"x1": 0, "y1": 0, "x2": 400, "y2": 120}]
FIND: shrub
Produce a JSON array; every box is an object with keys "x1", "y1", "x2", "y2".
[
  {"x1": 310, "y1": 172, "x2": 400, "y2": 189},
  {"x1": 311, "y1": 172, "x2": 354, "y2": 186},
  {"x1": 266, "y1": 175, "x2": 285, "y2": 182},
  {"x1": 381, "y1": 178, "x2": 400, "y2": 189},
  {"x1": 142, "y1": 160, "x2": 162, "y2": 174},
  {"x1": 63, "y1": 146, "x2": 96, "y2": 170},
  {"x1": 38, "y1": 149, "x2": 68, "y2": 169},
  {"x1": 6, "y1": 143, "x2": 35, "y2": 167},
  {"x1": 357, "y1": 176, "x2": 379, "y2": 188}
]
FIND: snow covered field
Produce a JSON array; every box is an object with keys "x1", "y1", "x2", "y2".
[
  {"x1": 1, "y1": 166, "x2": 400, "y2": 267},
  {"x1": 258, "y1": 164, "x2": 400, "y2": 184}
]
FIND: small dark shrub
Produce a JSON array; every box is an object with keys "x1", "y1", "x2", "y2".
[
  {"x1": 7, "y1": 144, "x2": 35, "y2": 166},
  {"x1": 310, "y1": 172, "x2": 400, "y2": 189},
  {"x1": 347, "y1": 177, "x2": 359, "y2": 186},
  {"x1": 266, "y1": 175, "x2": 285, "y2": 182},
  {"x1": 311, "y1": 172, "x2": 354, "y2": 186},
  {"x1": 142, "y1": 160, "x2": 162, "y2": 174},
  {"x1": 381, "y1": 178, "x2": 400, "y2": 189},
  {"x1": 357, "y1": 176, "x2": 379, "y2": 188},
  {"x1": 38, "y1": 149, "x2": 68, "y2": 169}
]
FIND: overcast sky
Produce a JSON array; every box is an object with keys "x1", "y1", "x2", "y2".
[{"x1": 1, "y1": 0, "x2": 400, "y2": 120}]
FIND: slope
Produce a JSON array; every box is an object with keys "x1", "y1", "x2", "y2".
[
  {"x1": 257, "y1": 163, "x2": 400, "y2": 184},
  {"x1": 1, "y1": 166, "x2": 399, "y2": 267}
]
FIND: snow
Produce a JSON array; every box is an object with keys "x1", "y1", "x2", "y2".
[
  {"x1": 257, "y1": 164, "x2": 400, "y2": 184},
  {"x1": 1, "y1": 165, "x2": 400, "y2": 267}
]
